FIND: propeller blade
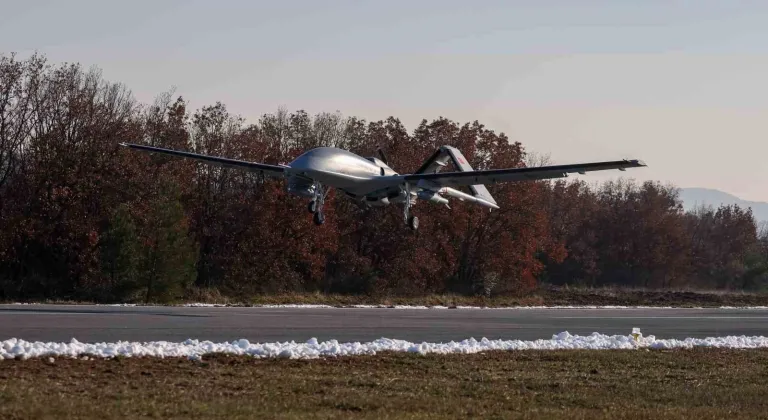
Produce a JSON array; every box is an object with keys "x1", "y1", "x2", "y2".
[{"x1": 376, "y1": 145, "x2": 390, "y2": 166}]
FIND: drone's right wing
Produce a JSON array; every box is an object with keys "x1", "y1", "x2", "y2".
[
  {"x1": 405, "y1": 159, "x2": 646, "y2": 188},
  {"x1": 120, "y1": 143, "x2": 285, "y2": 178}
]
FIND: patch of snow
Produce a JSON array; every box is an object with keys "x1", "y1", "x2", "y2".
[
  {"x1": 718, "y1": 306, "x2": 768, "y2": 310},
  {"x1": 245, "y1": 304, "x2": 338, "y2": 309},
  {"x1": 180, "y1": 303, "x2": 768, "y2": 310},
  {"x1": 8, "y1": 302, "x2": 768, "y2": 310},
  {"x1": 2, "y1": 331, "x2": 768, "y2": 361}
]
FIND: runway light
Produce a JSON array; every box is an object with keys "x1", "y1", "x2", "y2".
[{"x1": 631, "y1": 327, "x2": 642, "y2": 342}]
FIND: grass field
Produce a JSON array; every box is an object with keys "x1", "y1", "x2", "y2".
[{"x1": 2, "y1": 349, "x2": 767, "y2": 419}]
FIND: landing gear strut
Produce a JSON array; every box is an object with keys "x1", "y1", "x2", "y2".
[
  {"x1": 313, "y1": 211, "x2": 325, "y2": 226},
  {"x1": 309, "y1": 182, "x2": 329, "y2": 226},
  {"x1": 403, "y1": 183, "x2": 419, "y2": 231}
]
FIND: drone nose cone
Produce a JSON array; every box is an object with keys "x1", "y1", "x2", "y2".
[
  {"x1": 289, "y1": 153, "x2": 323, "y2": 172},
  {"x1": 288, "y1": 149, "x2": 342, "y2": 177},
  {"x1": 288, "y1": 147, "x2": 351, "y2": 174}
]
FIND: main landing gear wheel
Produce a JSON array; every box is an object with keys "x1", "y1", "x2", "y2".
[
  {"x1": 313, "y1": 211, "x2": 326, "y2": 226},
  {"x1": 308, "y1": 200, "x2": 317, "y2": 214},
  {"x1": 402, "y1": 182, "x2": 419, "y2": 231},
  {"x1": 408, "y1": 215, "x2": 419, "y2": 231}
]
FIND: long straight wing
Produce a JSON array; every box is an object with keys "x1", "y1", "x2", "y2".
[
  {"x1": 120, "y1": 143, "x2": 285, "y2": 178},
  {"x1": 403, "y1": 159, "x2": 646, "y2": 187}
]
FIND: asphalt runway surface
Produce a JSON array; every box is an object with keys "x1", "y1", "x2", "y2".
[{"x1": 1, "y1": 305, "x2": 767, "y2": 343}]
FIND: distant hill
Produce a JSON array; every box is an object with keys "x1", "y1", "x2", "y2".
[{"x1": 679, "y1": 188, "x2": 768, "y2": 224}]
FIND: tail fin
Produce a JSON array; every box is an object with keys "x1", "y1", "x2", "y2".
[{"x1": 415, "y1": 145, "x2": 498, "y2": 208}]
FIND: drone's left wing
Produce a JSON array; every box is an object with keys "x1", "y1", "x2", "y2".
[{"x1": 120, "y1": 143, "x2": 285, "y2": 178}]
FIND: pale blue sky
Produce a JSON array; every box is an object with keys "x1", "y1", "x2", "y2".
[{"x1": 3, "y1": 1, "x2": 768, "y2": 200}]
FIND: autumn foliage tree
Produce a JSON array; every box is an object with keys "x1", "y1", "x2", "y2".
[{"x1": 1, "y1": 52, "x2": 766, "y2": 302}]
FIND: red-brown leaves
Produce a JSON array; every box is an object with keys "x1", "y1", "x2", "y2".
[{"x1": 1, "y1": 52, "x2": 765, "y2": 302}]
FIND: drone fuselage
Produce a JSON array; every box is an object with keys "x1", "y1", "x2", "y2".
[{"x1": 285, "y1": 147, "x2": 401, "y2": 202}]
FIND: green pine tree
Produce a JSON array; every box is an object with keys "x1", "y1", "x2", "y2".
[
  {"x1": 141, "y1": 182, "x2": 198, "y2": 303},
  {"x1": 100, "y1": 204, "x2": 142, "y2": 301}
]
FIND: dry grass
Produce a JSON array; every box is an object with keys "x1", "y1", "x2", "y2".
[
  {"x1": 235, "y1": 287, "x2": 768, "y2": 308},
  {"x1": 2, "y1": 349, "x2": 768, "y2": 419},
  {"x1": 6, "y1": 286, "x2": 768, "y2": 308},
  {"x1": 536, "y1": 286, "x2": 768, "y2": 307},
  {"x1": 245, "y1": 291, "x2": 547, "y2": 308}
]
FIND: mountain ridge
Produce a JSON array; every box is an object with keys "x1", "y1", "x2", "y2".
[{"x1": 679, "y1": 187, "x2": 768, "y2": 224}]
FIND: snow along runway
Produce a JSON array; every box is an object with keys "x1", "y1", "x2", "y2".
[{"x1": 3, "y1": 330, "x2": 768, "y2": 360}]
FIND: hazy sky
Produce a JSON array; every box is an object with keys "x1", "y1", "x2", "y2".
[{"x1": 3, "y1": 1, "x2": 768, "y2": 200}]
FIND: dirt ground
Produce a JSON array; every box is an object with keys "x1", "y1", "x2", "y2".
[{"x1": 2, "y1": 349, "x2": 768, "y2": 419}]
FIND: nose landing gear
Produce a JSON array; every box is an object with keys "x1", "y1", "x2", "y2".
[{"x1": 308, "y1": 182, "x2": 329, "y2": 225}]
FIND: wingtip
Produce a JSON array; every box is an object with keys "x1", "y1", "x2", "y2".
[
  {"x1": 479, "y1": 199, "x2": 500, "y2": 210},
  {"x1": 624, "y1": 158, "x2": 647, "y2": 167}
]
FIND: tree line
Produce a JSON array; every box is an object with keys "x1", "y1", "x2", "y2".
[{"x1": 1, "y1": 53, "x2": 766, "y2": 303}]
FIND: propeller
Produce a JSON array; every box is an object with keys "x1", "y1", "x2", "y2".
[{"x1": 376, "y1": 145, "x2": 390, "y2": 166}]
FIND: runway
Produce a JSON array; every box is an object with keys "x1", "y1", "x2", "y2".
[{"x1": 1, "y1": 305, "x2": 767, "y2": 343}]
